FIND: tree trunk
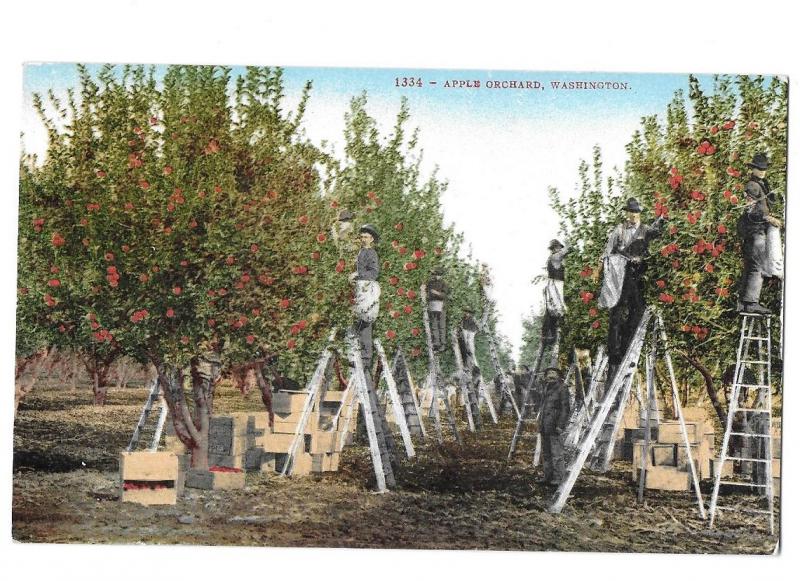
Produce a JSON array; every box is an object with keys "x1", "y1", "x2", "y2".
[
  {"x1": 157, "y1": 350, "x2": 221, "y2": 471},
  {"x1": 684, "y1": 353, "x2": 726, "y2": 426},
  {"x1": 70, "y1": 356, "x2": 80, "y2": 390},
  {"x1": 14, "y1": 347, "x2": 55, "y2": 418},
  {"x1": 255, "y1": 362, "x2": 275, "y2": 428}
]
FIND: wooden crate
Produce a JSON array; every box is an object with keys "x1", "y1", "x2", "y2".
[
  {"x1": 185, "y1": 468, "x2": 245, "y2": 490},
  {"x1": 658, "y1": 421, "x2": 700, "y2": 445},
  {"x1": 634, "y1": 465, "x2": 690, "y2": 491},
  {"x1": 310, "y1": 431, "x2": 337, "y2": 454},
  {"x1": 261, "y1": 432, "x2": 300, "y2": 453},
  {"x1": 272, "y1": 391, "x2": 310, "y2": 414},
  {"x1": 119, "y1": 451, "x2": 180, "y2": 505},
  {"x1": 120, "y1": 451, "x2": 178, "y2": 481}
]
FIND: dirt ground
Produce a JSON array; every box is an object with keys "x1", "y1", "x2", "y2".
[{"x1": 12, "y1": 384, "x2": 779, "y2": 553}]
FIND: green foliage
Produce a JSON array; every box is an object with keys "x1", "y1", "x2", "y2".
[
  {"x1": 518, "y1": 309, "x2": 543, "y2": 368},
  {"x1": 18, "y1": 65, "x2": 497, "y2": 385},
  {"x1": 548, "y1": 75, "x2": 787, "y2": 385},
  {"x1": 326, "y1": 94, "x2": 489, "y2": 376}
]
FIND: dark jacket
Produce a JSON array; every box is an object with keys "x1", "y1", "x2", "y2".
[
  {"x1": 737, "y1": 176, "x2": 772, "y2": 239},
  {"x1": 356, "y1": 248, "x2": 379, "y2": 281},
  {"x1": 426, "y1": 277, "x2": 449, "y2": 301},
  {"x1": 540, "y1": 379, "x2": 571, "y2": 434}
]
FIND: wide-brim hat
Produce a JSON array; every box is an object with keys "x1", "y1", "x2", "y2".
[
  {"x1": 624, "y1": 197, "x2": 642, "y2": 213},
  {"x1": 747, "y1": 153, "x2": 769, "y2": 170},
  {"x1": 359, "y1": 223, "x2": 380, "y2": 242},
  {"x1": 338, "y1": 210, "x2": 354, "y2": 222},
  {"x1": 548, "y1": 239, "x2": 564, "y2": 250}
]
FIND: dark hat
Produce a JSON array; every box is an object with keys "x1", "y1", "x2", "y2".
[
  {"x1": 747, "y1": 153, "x2": 769, "y2": 170},
  {"x1": 624, "y1": 197, "x2": 642, "y2": 213},
  {"x1": 359, "y1": 223, "x2": 380, "y2": 242},
  {"x1": 432, "y1": 266, "x2": 445, "y2": 275},
  {"x1": 338, "y1": 210, "x2": 354, "y2": 222},
  {"x1": 548, "y1": 239, "x2": 564, "y2": 250}
]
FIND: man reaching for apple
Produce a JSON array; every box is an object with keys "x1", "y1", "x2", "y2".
[
  {"x1": 737, "y1": 153, "x2": 783, "y2": 315},
  {"x1": 596, "y1": 197, "x2": 665, "y2": 383}
]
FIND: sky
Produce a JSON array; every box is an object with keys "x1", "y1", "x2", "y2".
[{"x1": 20, "y1": 63, "x2": 721, "y2": 359}]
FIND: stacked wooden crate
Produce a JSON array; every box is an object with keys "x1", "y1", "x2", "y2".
[
  {"x1": 119, "y1": 451, "x2": 181, "y2": 505},
  {"x1": 772, "y1": 417, "x2": 782, "y2": 496},
  {"x1": 631, "y1": 413, "x2": 716, "y2": 491},
  {"x1": 262, "y1": 389, "x2": 357, "y2": 476}
]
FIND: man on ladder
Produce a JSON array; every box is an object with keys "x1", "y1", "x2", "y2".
[
  {"x1": 542, "y1": 239, "x2": 570, "y2": 348},
  {"x1": 737, "y1": 152, "x2": 783, "y2": 315},
  {"x1": 596, "y1": 197, "x2": 665, "y2": 383}
]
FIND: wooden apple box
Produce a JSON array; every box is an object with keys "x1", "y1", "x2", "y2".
[
  {"x1": 310, "y1": 431, "x2": 337, "y2": 454},
  {"x1": 185, "y1": 467, "x2": 246, "y2": 490},
  {"x1": 271, "y1": 414, "x2": 319, "y2": 435},
  {"x1": 272, "y1": 391, "x2": 310, "y2": 414},
  {"x1": 311, "y1": 452, "x2": 341, "y2": 473},
  {"x1": 658, "y1": 421, "x2": 700, "y2": 445},
  {"x1": 119, "y1": 451, "x2": 179, "y2": 505},
  {"x1": 261, "y1": 432, "x2": 300, "y2": 453},
  {"x1": 635, "y1": 465, "x2": 690, "y2": 491}
]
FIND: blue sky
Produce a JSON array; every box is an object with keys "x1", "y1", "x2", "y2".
[{"x1": 19, "y1": 63, "x2": 745, "y2": 357}]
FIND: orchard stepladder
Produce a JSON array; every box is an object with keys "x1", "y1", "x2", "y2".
[
  {"x1": 374, "y1": 339, "x2": 415, "y2": 459},
  {"x1": 345, "y1": 332, "x2": 397, "y2": 491},
  {"x1": 281, "y1": 331, "x2": 336, "y2": 476},
  {"x1": 507, "y1": 327, "x2": 560, "y2": 462},
  {"x1": 708, "y1": 314, "x2": 776, "y2": 534},
  {"x1": 562, "y1": 346, "x2": 608, "y2": 450},
  {"x1": 549, "y1": 308, "x2": 706, "y2": 519},
  {"x1": 127, "y1": 376, "x2": 168, "y2": 452},
  {"x1": 420, "y1": 285, "x2": 461, "y2": 444},
  {"x1": 391, "y1": 349, "x2": 427, "y2": 440},
  {"x1": 451, "y1": 328, "x2": 481, "y2": 432}
]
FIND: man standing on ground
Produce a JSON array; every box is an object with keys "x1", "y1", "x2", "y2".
[{"x1": 539, "y1": 367, "x2": 571, "y2": 485}]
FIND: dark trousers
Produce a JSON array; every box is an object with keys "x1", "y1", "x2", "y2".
[
  {"x1": 740, "y1": 233, "x2": 767, "y2": 304},
  {"x1": 429, "y1": 309, "x2": 446, "y2": 351},
  {"x1": 607, "y1": 265, "x2": 646, "y2": 366},
  {"x1": 542, "y1": 311, "x2": 562, "y2": 347},
  {"x1": 354, "y1": 319, "x2": 373, "y2": 369},
  {"x1": 541, "y1": 430, "x2": 566, "y2": 484}
]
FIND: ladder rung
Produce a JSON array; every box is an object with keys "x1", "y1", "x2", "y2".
[
  {"x1": 734, "y1": 384, "x2": 771, "y2": 389},
  {"x1": 718, "y1": 480, "x2": 768, "y2": 488},
  {"x1": 728, "y1": 432, "x2": 772, "y2": 438},
  {"x1": 715, "y1": 507, "x2": 772, "y2": 515},
  {"x1": 739, "y1": 360, "x2": 770, "y2": 365},
  {"x1": 742, "y1": 336, "x2": 769, "y2": 341},
  {"x1": 724, "y1": 456, "x2": 770, "y2": 463},
  {"x1": 733, "y1": 408, "x2": 770, "y2": 414}
]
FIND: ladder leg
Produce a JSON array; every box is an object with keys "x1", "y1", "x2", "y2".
[
  {"x1": 656, "y1": 315, "x2": 706, "y2": 519},
  {"x1": 549, "y1": 309, "x2": 653, "y2": 514},
  {"x1": 709, "y1": 316, "x2": 750, "y2": 528}
]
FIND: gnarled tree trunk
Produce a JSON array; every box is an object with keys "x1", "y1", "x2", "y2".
[
  {"x1": 157, "y1": 349, "x2": 222, "y2": 470},
  {"x1": 14, "y1": 346, "x2": 57, "y2": 418},
  {"x1": 684, "y1": 353, "x2": 726, "y2": 426}
]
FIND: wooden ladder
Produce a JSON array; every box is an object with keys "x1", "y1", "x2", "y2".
[{"x1": 708, "y1": 314, "x2": 775, "y2": 534}]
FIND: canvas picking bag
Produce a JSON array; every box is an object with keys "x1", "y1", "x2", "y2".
[
  {"x1": 354, "y1": 280, "x2": 381, "y2": 323},
  {"x1": 598, "y1": 254, "x2": 627, "y2": 309},
  {"x1": 764, "y1": 223, "x2": 784, "y2": 279}
]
